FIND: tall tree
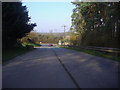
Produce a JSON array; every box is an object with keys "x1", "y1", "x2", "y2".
[
  {"x1": 2, "y1": 2, "x2": 37, "y2": 49},
  {"x1": 71, "y1": 2, "x2": 120, "y2": 48}
]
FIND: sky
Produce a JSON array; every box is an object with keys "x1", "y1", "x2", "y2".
[{"x1": 22, "y1": 2, "x2": 75, "y2": 33}]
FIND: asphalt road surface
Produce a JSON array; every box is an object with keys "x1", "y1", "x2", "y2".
[{"x1": 2, "y1": 45, "x2": 119, "y2": 88}]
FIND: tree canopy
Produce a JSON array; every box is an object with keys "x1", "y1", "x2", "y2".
[
  {"x1": 2, "y1": 2, "x2": 37, "y2": 49},
  {"x1": 70, "y1": 2, "x2": 120, "y2": 48}
]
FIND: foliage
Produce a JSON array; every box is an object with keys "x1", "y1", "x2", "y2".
[
  {"x1": 38, "y1": 33, "x2": 63, "y2": 44},
  {"x1": 21, "y1": 32, "x2": 39, "y2": 44},
  {"x1": 69, "y1": 32, "x2": 80, "y2": 45},
  {"x1": 21, "y1": 31, "x2": 63, "y2": 44},
  {"x1": 2, "y1": 2, "x2": 37, "y2": 49},
  {"x1": 71, "y1": 2, "x2": 120, "y2": 48},
  {"x1": 22, "y1": 42, "x2": 41, "y2": 47}
]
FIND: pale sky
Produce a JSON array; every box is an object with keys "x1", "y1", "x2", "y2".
[{"x1": 22, "y1": 2, "x2": 75, "y2": 33}]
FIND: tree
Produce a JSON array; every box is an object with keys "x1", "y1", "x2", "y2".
[
  {"x1": 71, "y1": 2, "x2": 120, "y2": 48},
  {"x1": 2, "y1": 2, "x2": 37, "y2": 49}
]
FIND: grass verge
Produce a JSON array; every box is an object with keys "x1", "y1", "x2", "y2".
[
  {"x1": 2, "y1": 47, "x2": 34, "y2": 63},
  {"x1": 3, "y1": 42, "x2": 41, "y2": 63},
  {"x1": 59, "y1": 46, "x2": 120, "y2": 62},
  {"x1": 22, "y1": 42, "x2": 41, "y2": 47}
]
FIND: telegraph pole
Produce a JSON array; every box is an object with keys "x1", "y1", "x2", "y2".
[
  {"x1": 62, "y1": 25, "x2": 66, "y2": 38},
  {"x1": 62, "y1": 25, "x2": 67, "y2": 45}
]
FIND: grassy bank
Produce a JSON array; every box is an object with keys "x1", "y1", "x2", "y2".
[
  {"x1": 59, "y1": 46, "x2": 120, "y2": 62},
  {"x1": 22, "y1": 42, "x2": 41, "y2": 47},
  {"x1": 2, "y1": 47, "x2": 34, "y2": 63},
  {"x1": 2, "y1": 43, "x2": 38, "y2": 63},
  {"x1": 3, "y1": 42, "x2": 41, "y2": 63}
]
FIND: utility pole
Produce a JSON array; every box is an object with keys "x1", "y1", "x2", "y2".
[
  {"x1": 62, "y1": 25, "x2": 66, "y2": 38},
  {"x1": 62, "y1": 25, "x2": 67, "y2": 45}
]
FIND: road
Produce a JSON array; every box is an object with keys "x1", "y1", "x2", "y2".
[{"x1": 2, "y1": 45, "x2": 119, "y2": 88}]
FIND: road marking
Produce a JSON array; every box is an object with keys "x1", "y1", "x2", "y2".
[{"x1": 52, "y1": 48, "x2": 81, "y2": 89}]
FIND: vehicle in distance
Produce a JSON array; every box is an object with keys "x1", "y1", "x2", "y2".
[{"x1": 48, "y1": 44, "x2": 53, "y2": 46}]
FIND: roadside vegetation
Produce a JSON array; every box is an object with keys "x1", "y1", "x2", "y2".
[
  {"x1": 3, "y1": 42, "x2": 41, "y2": 63},
  {"x1": 22, "y1": 42, "x2": 41, "y2": 47},
  {"x1": 58, "y1": 2, "x2": 120, "y2": 62},
  {"x1": 2, "y1": 2, "x2": 37, "y2": 63},
  {"x1": 2, "y1": 47, "x2": 31, "y2": 63},
  {"x1": 69, "y1": 2, "x2": 120, "y2": 48},
  {"x1": 58, "y1": 2, "x2": 120, "y2": 49},
  {"x1": 2, "y1": 2, "x2": 37, "y2": 49}
]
